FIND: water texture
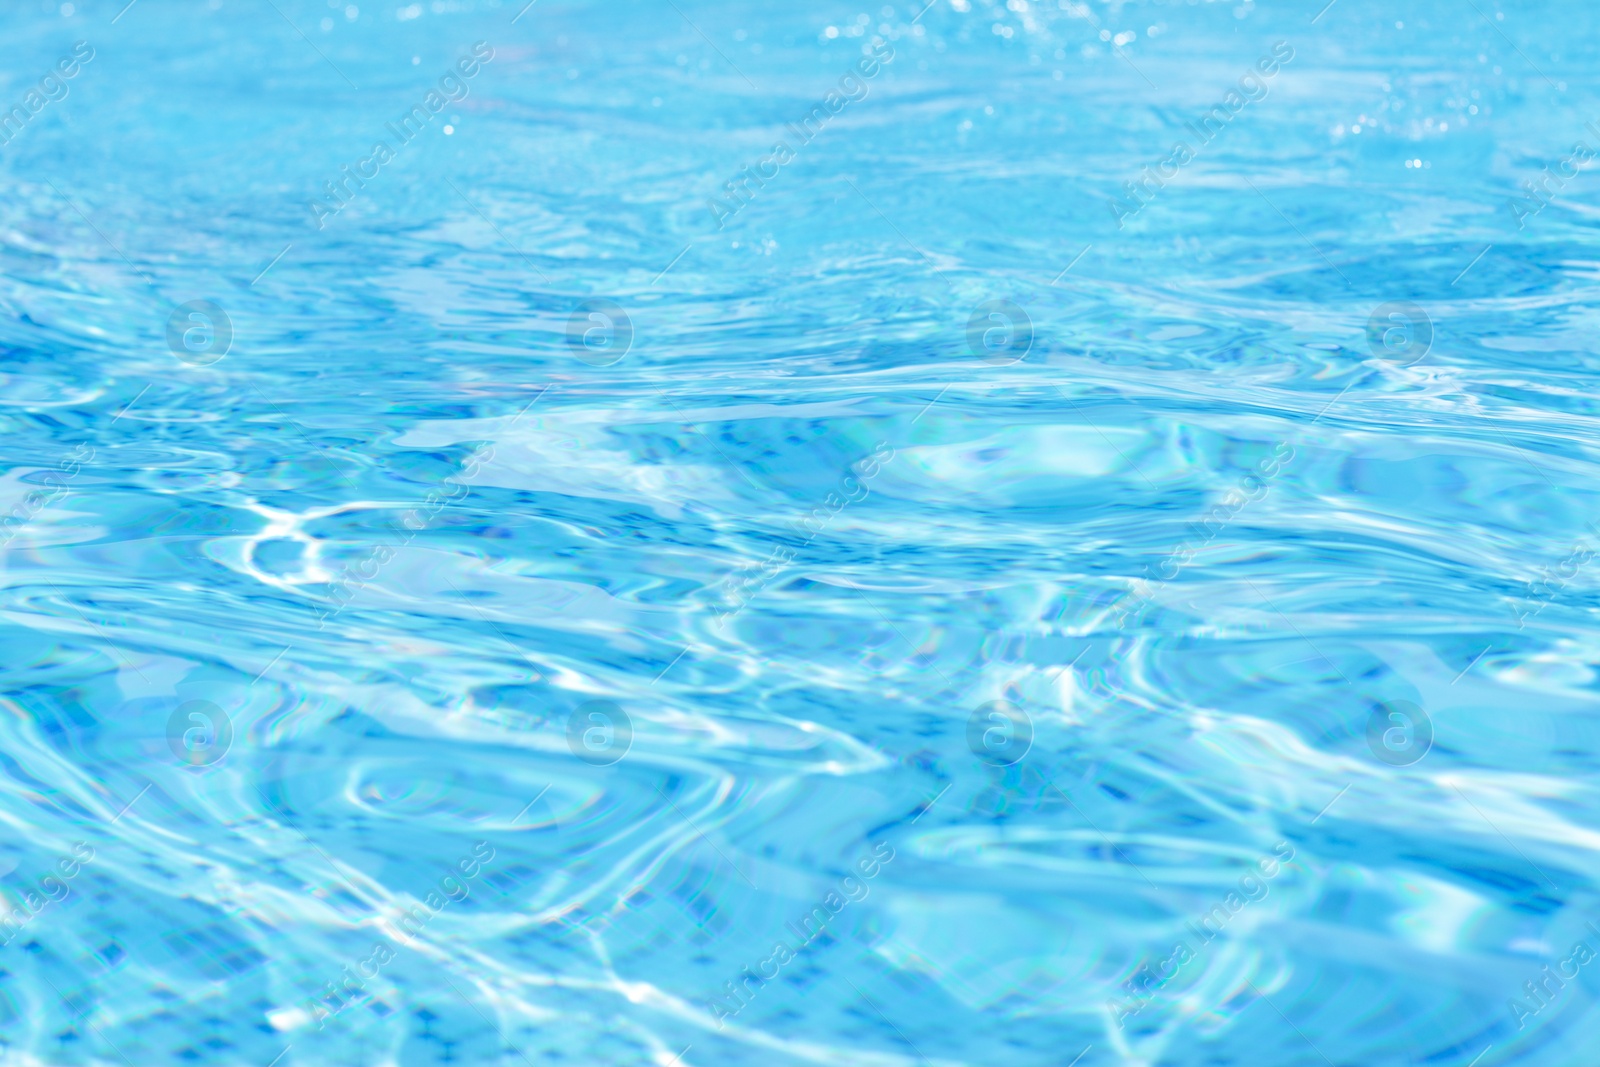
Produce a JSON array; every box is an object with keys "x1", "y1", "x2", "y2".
[{"x1": 1, "y1": 0, "x2": 1597, "y2": 1064}]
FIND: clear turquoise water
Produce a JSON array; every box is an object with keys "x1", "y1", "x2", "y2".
[{"x1": 2, "y1": 0, "x2": 1599, "y2": 1064}]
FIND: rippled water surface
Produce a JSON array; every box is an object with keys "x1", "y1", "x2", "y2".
[{"x1": 3, "y1": 0, "x2": 1600, "y2": 1064}]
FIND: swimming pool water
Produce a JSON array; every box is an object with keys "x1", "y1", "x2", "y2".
[{"x1": 2, "y1": 0, "x2": 1599, "y2": 1064}]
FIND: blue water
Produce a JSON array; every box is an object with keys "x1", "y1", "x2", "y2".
[{"x1": 2, "y1": 0, "x2": 1598, "y2": 1064}]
